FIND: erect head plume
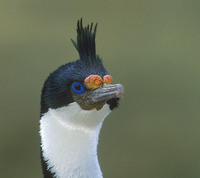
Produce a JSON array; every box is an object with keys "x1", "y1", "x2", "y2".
[{"x1": 71, "y1": 18, "x2": 98, "y2": 62}]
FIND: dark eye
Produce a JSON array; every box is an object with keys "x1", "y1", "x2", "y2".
[{"x1": 72, "y1": 82, "x2": 85, "y2": 94}]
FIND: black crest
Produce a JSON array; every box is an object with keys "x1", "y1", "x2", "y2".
[{"x1": 71, "y1": 18, "x2": 98, "y2": 61}]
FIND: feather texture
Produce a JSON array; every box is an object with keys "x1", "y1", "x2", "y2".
[{"x1": 71, "y1": 18, "x2": 98, "y2": 62}]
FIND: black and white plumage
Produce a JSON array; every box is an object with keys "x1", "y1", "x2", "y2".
[{"x1": 40, "y1": 19, "x2": 124, "y2": 178}]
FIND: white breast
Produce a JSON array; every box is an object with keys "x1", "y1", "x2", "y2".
[{"x1": 40, "y1": 102, "x2": 111, "y2": 178}]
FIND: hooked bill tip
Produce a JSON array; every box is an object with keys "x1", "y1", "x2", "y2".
[{"x1": 115, "y1": 84, "x2": 124, "y2": 98}]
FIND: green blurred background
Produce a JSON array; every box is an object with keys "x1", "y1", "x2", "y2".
[{"x1": 1, "y1": 0, "x2": 200, "y2": 177}]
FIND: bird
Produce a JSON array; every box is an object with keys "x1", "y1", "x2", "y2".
[{"x1": 40, "y1": 19, "x2": 124, "y2": 178}]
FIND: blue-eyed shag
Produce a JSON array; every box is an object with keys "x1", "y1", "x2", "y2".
[{"x1": 40, "y1": 19, "x2": 124, "y2": 178}]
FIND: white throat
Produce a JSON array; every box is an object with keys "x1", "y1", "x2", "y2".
[{"x1": 40, "y1": 102, "x2": 111, "y2": 178}]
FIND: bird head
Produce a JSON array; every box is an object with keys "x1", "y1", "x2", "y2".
[{"x1": 41, "y1": 19, "x2": 124, "y2": 117}]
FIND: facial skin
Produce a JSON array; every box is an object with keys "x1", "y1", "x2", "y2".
[{"x1": 71, "y1": 75, "x2": 124, "y2": 111}]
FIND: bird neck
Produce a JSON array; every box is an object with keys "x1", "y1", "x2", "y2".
[{"x1": 40, "y1": 102, "x2": 111, "y2": 178}]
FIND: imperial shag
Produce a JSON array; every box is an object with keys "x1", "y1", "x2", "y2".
[{"x1": 40, "y1": 19, "x2": 124, "y2": 178}]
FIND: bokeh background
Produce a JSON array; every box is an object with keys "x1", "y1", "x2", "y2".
[{"x1": 1, "y1": 0, "x2": 200, "y2": 177}]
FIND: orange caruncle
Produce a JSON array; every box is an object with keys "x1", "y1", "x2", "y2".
[
  {"x1": 103, "y1": 75, "x2": 113, "y2": 84},
  {"x1": 84, "y1": 75, "x2": 103, "y2": 90}
]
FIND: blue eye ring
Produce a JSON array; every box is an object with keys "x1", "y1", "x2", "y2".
[{"x1": 72, "y1": 82, "x2": 85, "y2": 94}]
